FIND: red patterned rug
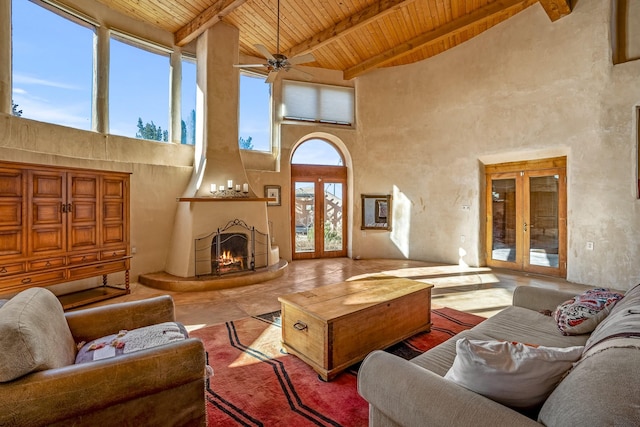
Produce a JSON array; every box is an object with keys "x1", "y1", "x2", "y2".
[{"x1": 190, "y1": 307, "x2": 485, "y2": 426}]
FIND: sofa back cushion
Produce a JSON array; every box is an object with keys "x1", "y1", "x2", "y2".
[
  {"x1": 539, "y1": 284, "x2": 640, "y2": 425},
  {"x1": 538, "y1": 339, "x2": 640, "y2": 425},
  {"x1": 0, "y1": 288, "x2": 76, "y2": 382},
  {"x1": 585, "y1": 283, "x2": 640, "y2": 351}
]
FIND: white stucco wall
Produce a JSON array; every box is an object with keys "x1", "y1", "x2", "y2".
[{"x1": 352, "y1": 0, "x2": 640, "y2": 290}]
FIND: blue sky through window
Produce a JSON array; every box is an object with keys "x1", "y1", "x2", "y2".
[
  {"x1": 239, "y1": 72, "x2": 270, "y2": 151},
  {"x1": 12, "y1": 0, "x2": 93, "y2": 129},
  {"x1": 109, "y1": 37, "x2": 169, "y2": 138},
  {"x1": 292, "y1": 139, "x2": 343, "y2": 166}
]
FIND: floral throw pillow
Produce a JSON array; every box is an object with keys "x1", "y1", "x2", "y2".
[{"x1": 554, "y1": 288, "x2": 624, "y2": 336}]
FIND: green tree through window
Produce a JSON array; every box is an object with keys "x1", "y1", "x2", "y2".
[{"x1": 136, "y1": 118, "x2": 168, "y2": 142}]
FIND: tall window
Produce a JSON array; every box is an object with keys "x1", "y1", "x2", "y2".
[
  {"x1": 238, "y1": 72, "x2": 271, "y2": 152},
  {"x1": 12, "y1": 0, "x2": 94, "y2": 129},
  {"x1": 181, "y1": 56, "x2": 197, "y2": 145},
  {"x1": 282, "y1": 81, "x2": 354, "y2": 126},
  {"x1": 109, "y1": 34, "x2": 170, "y2": 141}
]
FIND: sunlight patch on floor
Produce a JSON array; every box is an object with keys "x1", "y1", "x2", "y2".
[
  {"x1": 433, "y1": 287, "x2": 513, "y2": 318},
  {"x1": 229, "y1": 324, "x2": 285, "y2": 367}
]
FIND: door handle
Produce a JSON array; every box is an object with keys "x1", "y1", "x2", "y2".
[{"x1": 523, "y1": 222, "x2": 528, "y2": 232}]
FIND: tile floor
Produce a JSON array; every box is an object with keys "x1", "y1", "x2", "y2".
[{"x1": 92, "y1": 258, "x2": 590, "y2": 330}]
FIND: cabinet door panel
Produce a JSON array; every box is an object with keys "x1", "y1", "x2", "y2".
[
  {"x1": 68, "y1": 174, "x2": 99, "y2": 252},
  {"x1": 29, "y1": 171, "x2": 65, "y2": 255},
  {"x1": 69, "y1": 226, "x2": 97, "y2": 249},
  {"x1": 0, "y1": 202, "x2": 21, "y2": 226},
  {"x1": 0, "y1": 168, "x2": 25, "y2": 259},
  {"x1": 101, "y1": 175, "x2": 128, "y2": 248},
  {"x1": 0, "y1": 232, "x2": 23, "y2": 257}
]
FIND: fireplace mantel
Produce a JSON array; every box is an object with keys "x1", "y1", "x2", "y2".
[{"x1": 177, "y1": 197, "x2": 273, "y2": 202}]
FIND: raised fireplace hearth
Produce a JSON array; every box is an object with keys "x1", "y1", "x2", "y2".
[{"x1": 194, "y1": 219, "x2": 269, "y2": 276}]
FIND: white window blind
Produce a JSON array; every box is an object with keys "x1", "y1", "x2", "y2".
[{"x1": 282, "y1": 81, "x2": 354, "y2": 125}]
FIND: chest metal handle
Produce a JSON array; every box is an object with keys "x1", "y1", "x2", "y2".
[{"x1": 293, "y1": 321, "x2": 308, "y2": 331}]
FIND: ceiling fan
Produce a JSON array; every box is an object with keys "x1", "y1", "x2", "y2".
[{"x1": 235, "y1": 0, "x2": 315, "y2": 83}]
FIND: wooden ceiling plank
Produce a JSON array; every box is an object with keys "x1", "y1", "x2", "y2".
[
  {"x1": 344, "y1": 0, "x2": 533, "y2": 79},
  {"x1": 538, "y1": 0, "x2": 571, "y2": 22},
  {"x1": 175, "y1": 0, "x2": 249, "y2": 47},
  {"x1": 284, "y1": 0, "x2": 417, "y2": 58}
]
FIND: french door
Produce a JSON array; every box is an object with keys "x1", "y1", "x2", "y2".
[
  {"x1": 291, "y1": 165, "x2": 347, "y2": 259},
  {"x1": 485, "y1": 158, "x2": 567, "y2": 277}
]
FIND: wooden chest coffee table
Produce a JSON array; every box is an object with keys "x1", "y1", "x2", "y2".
[{"x1": 278, "y1": 277, "x2": 433, "y2": 381}]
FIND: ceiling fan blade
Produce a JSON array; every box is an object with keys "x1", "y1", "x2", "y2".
[
  {"x1": 287, "y1": 66, "x2": 314, "y2": 81},
  {"x1": 233, "y1": 63, "x2": 266, "y2": 68},
  {"x1": 255, "y1": 44, "x2": 276, "y2": 61},
  {"x1": 265, "y1": 71, "x2": 278, "y2": 84},
  {"x1": 287, "y1": 53, "x2": 315, "y2": 65}
]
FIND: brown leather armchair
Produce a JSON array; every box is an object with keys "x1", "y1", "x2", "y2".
[{"x1": 0, "y1": 289, "x2": 207, "y2": 426}]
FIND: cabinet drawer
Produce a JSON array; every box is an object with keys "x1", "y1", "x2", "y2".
[
  {"x1": 1, "y1": 270, "x2": 66, "y2": 293},
  {"x1": 29, "y1": 257, "x2": 66, "y2": 271},
  {"x1": 0, "y1": 262, "x2": 25, "y2": 276},
  {"x1": 101, "y1": 249, "x2": 127, "y2": 260},
  {"x1": 68, "y1": 260, "x2": 129, "y2": 281},
  {"x1": 68, "y1": 252, "x2": 99, "y2": 265}
]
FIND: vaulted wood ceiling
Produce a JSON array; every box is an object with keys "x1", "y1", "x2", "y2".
[{"x1": 94, "y1": 0, "x2": 571, "y2": 79}]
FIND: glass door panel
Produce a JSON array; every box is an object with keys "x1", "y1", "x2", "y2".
[
  {"x1": 294, "y1": 182, "x2": 315, "y2": 254},
  {"x1": 491, "y1": 178, "x2": 517, "y2": 263},
  {"x1": 323, "y1": 182, "x2": 343, "y2": 252},
  {"x1": 528, "y1": 175, "x2": 559, "y2": 268}
]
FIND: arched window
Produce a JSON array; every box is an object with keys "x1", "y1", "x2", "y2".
[{"x1": 291, "y1": 139, "x2": 343, "y2": 166}]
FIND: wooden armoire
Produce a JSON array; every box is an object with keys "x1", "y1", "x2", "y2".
[{"x1": 0, "y1": 161, "x2": 131, "y2": 308}]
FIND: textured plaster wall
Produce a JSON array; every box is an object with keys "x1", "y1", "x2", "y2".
[{"x1": 353, "y1": 0, "x2": 640, "y2": 290}]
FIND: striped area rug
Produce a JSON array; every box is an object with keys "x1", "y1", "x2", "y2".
[{"x1": 190, "y1": 307, "x2": 484, "y2": 426}]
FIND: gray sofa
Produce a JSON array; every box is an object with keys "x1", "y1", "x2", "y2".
[{"x1": 358, "y1": 284, "x2": 640, "y2": 426}]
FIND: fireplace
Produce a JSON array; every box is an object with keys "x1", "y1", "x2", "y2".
[{"x1": 194, "y1": 219, "x2": 269, "y2": 276}]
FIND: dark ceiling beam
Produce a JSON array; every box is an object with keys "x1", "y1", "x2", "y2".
[
  {"x1": 174, "y1": 0, "x2": 247, "y2": 47},
  {"x1": 344, "y1": 0, "x2": 535, "y2": 80},
  {"x1": 538, "y1": 0, "x2": 572, "y2": 22},
  {"x1": 284, "y1": 0, "x2": 417, "y2": 59}
]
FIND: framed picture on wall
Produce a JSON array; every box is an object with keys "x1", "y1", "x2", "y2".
[{"x1": 265, "y1": 185, "x2": 281, "y2": 206}]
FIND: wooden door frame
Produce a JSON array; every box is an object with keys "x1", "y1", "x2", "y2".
[
  {"x1": 291, "y1": 164, "x2": 348, "y2": 260},
  {"x1": 485, "y1": 157, "x2": 567, "y2": 277}
]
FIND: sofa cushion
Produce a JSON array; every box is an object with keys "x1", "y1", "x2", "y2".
[
  {"x1": 467, "y1": 306, "x2": 590, "y2": 348},
  {"x1": 443, "y1": 338, "x2": 583, "y2": 409},
  {"x1": 410, "y1": 306, "x2": 588, "y2": 377},
  {"x1": 0, "y1": 288, "x2": 76, "y2": 382},
  {"x1": 553, "y1": 288, "x2": 624, "y2": 335},
  {"x1": 538, "y1": 338, "x2": 640, "y2": 425},
  {"x1": 583, "y1": 283, "x2": 640, "y2": 352},
  {"x1": 76, "y1": 321, "x2": 189, "y2": 363}
]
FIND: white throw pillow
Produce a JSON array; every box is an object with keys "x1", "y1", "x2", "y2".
[{"x1": 444, "y1": 338, "x2": 584, "y2": 408}]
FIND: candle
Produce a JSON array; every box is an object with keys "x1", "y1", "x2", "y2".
[
  {"x1": 210, "y1": 183, "x2": 215, "y2": 193},
  {"x1": 235, "y1": 184, "x2": 240, "y2": 191},
  {"x1": 243, "y1": 183, "x2": 249, "y2": 193},
  {"x1": 219, "y1": 185, "x2": 224, "y2": 191},
  {"x1": 227, "y1": 180, "x2": 233, "y2": 189}
]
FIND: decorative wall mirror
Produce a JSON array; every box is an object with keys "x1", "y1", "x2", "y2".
[{"x1": 361, "y1": 194, "x2": 392, "y2": 230}]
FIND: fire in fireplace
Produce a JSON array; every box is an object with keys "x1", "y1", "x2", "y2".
[
  {"x1": 194, "y1": 219, "x2": 269, "y2": 276},
  {"x1": 213, "y1": 233, "x2": 248, "y2": 274}
]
